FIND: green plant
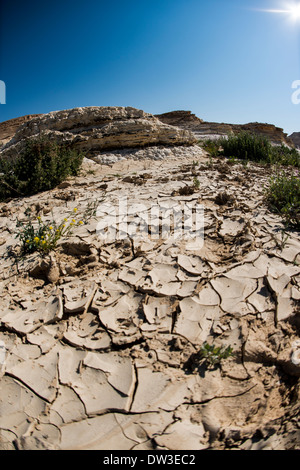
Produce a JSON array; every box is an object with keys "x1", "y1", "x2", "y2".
[
  {"x1": 272, "y1": 228, "x2": 290, "y2": 250},
  {"x1": 265, "y1": 171, "x2": 300, "y2": 228},
  {"x1": 15, "y1": 207, "x2": 84, "y2": 255},
  {"x1": 269, "y1": 144, "x2": 300, "y2": 168},
  {"x1": 220, "y1": 132, "x2": 272, "y2": 163},
  {"x1": 193, "y1": 176, "x2": 200, "y2": 189},
  {"x1": 228, "y1": 155, "x2": 238, "y2": 164},
  {"x1": 82, "y1": 198, "x2": 102, "y2": 223},
  {"x1": 0, "y1": 137, "x2": 84, "y2": 201},
  {"x1": 85, "y1": 168, "x2": 96, "y2": 175},
  {"x1": 199, "y1": 342, "x2": 233, "y2": 366},
  {"x1": 241, "y1": 158, "x2": 249, "y2": 168},
  {"x1": 219, "y1": 132, "x2": 300, "y2": 167},
  {"x1": 200, "y1": 138, "x2": 221, "y2": 158}
]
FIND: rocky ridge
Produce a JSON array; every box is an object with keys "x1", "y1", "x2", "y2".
[
  {"x1": 0, "y1": 143, "x2": 299, "y2": 450},
  {"x1": 0, "y1": 114, "x2": 42, "y2": 148},
  {"x1": 1, "y1": 108, "x2": 298, "y2": 159},
  {"x1": 156, "y1": 111, "x2": 295, "y2": 147},
  {"x1": 0, "y1": 107, "x2": 196, "y2": 161},
  {"x1": 289, "y1": 132, "x2": 300, "y2": 149}
]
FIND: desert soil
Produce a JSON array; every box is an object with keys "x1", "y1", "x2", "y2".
[{"x1": 0, "y1": 144, "x2": 299, "y2": 450}]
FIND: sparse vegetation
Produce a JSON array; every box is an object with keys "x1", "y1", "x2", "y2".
[
  {"x1": 193, "y1": 176, "x2": 200, "y2": 189},
  {"x1": 200, "y1": 132, "x2": 300, "y2": 168},
  {"x1": 199, "y1": 342, "x2": 233, "y2": 367},
  {"x1": 82, "y1": 199, "x2": 100, "y2": 223},
  {"x1": 184, "y1": 341, "x2": 234, "y2": 372},
  {"x1": 214, "y1": 191, "x2": 235, "y2": 206},
  {"x1": 265, "y1": 171, "x2": 300, "y2": 228},
  {"x1": 219, "y1": 132, "x2": 272, "y2": 162},
  {"x1": 269, "y1": 144, "x2": 300, "y2": 168},
  {"x1": 219, "y1": 132, "x2": 300, "y2": 167},
  {"x1": 0, "y1": 137, "x2": 84, "y2": 201},
  {"x1": 200, "y1": 133, "x2": 300, "y2": 229},
  {"x1": 15, "y1": 207, "x2": 84, "y2": 255},
  {"x1": 179, "y1": 185, "x2": 195, "y2": 196},
  {"x1": 199, "y1": 138, "x2": 221, "y2": 157}
]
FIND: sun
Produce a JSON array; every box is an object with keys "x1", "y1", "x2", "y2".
[
  {"x1": 288, "y1": 3, "x2": 300, "y2": 19},
  {"x1": 259, "y1": 2, "x2": 300, "y2": 22}
]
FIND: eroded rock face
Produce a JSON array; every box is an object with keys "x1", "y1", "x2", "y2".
[
  {"x1": 289, "y1": 132, "x2": 300, "y2": 149},
  {"x1": 155, "y1": 110, "x2": 204, "y2": 126},
  {"x1": 156, "y1": 111, "x2": 294, "y2": 146},
  {"x1": 0, "y1": 106, "x2": 197, "y2": 161},
  {"x1": 235, "y1": 122, "x2": 294, "y2": 147},
  {"x1": 0, "y1": 147, "x2": 299, "y2": 450},
  {"x1": 0, "y1": 114, "x2": 42, "y2": 148}
]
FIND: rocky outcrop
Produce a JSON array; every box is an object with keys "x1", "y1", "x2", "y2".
[
  {"x1": 289, "y1": 132, "x2": 300, "y2": 149},
  {"x1": 0, "y1": 107, "x2": 197, "y2": 161},
  {"x1": 2, "y1": 109, "x2": 294, "y2": 162},
  {"x1": 232, "y1": 122, "x2": 294, "y2": 147},
  {"x1": 155, "y1": 110, "x2": 204, "y2": 126},
  {"x1": 0, "y1": 114, "x2": 42, "y2": 148},
  {"x1": 156, "y1": 111, "x2": 294, "y2": 146}
]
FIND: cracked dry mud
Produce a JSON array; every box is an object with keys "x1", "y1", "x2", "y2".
[{"x1": 0, "y1": 145, "x2": 300, "y2": 450}]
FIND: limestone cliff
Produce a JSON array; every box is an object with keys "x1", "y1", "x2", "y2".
[
  {"x1": 156, "y1": 111, "x2": 294, "y2": 146},
  {"x1": 232, "y1": 122, "x2": 294, "y2": 147},
  {"x1": 0, "y1": 114, "x2": 42, "y2": 148},
  {"x1": 155, "y1": 110, "x2": 204, "y2": 126},
  {"x1": 0, "y1": 107, "x2": 197, "y2": 161}
]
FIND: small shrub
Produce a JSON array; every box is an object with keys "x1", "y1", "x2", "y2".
[
  {"x1": 184, "y1": 342, "x2": 234, "y2": 372},
  {"x1": 214, "y1": 191, "x2": 235, "y2": 206},
  {"x1": 0, "y1": 137, "x2": 84, "y2": 200},
  {"x1": 82, "y1": 199, "x2": 100, "y2": 223},
  {"x1": 220, "y1": 132, "x2": 272, "y2": 163},
  {"x1": 193, "y1": 177, "x2": 200, "y2": 189},
  {"x1": 15, "y1": 207, "x2": 84, "y2": 255},
  {"x1": 199, "y1": 342, "x2": 233, "y2": 366},
  {"x1": 219, "y1": 132, "x2": 300, "y2": 167},
  {"x1": 179, "y1": 185, "x2": 195, "y2": 196},
  {"x1": 265, "y1": 171, "x2": 300, "y2": 228},
  {"x1": 269, "y1": 144, "x2": 300, "y2": 168},
  {"x1": 200, "y1": 138, "x2": 221, "y2": 157}
]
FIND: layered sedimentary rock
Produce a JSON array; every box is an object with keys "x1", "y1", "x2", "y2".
[
  {"x1": 0, "y1": 106, "x2": 197, "y2": 161},
  {"x1": 155, "y1": 110, "x2": 204, "y2": 126},
  {"x1": 1, "y1": 109, "x2": 295, "y2": 161},
  {"x1": 233, "y1": 122, "x2": 294, "y2": 146},
  {"x1": 0, "y1": 114, "x2": 42, "y2": 148},
  {"x1": 156, "y1": 110, "x2": 294, "y2": 146},
  {"x1": 289, "y1": 132, "x2": 300, "y2": 149}
]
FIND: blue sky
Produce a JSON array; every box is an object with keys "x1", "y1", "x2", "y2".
[{"x1": 0, "y1": 0, "x2": 299, "y2": 134}]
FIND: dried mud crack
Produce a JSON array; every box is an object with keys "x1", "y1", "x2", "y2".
[{"x1": 0, "y1": 146, "x2": 300, "y2": 450}]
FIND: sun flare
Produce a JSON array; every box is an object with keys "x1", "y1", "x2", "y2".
[
  {"x1": 260, "y1": 2, "x2": 300, "y2": 22},
  {"x1": 289, "y1": 3, "x2": 300, "y2": 19}
]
